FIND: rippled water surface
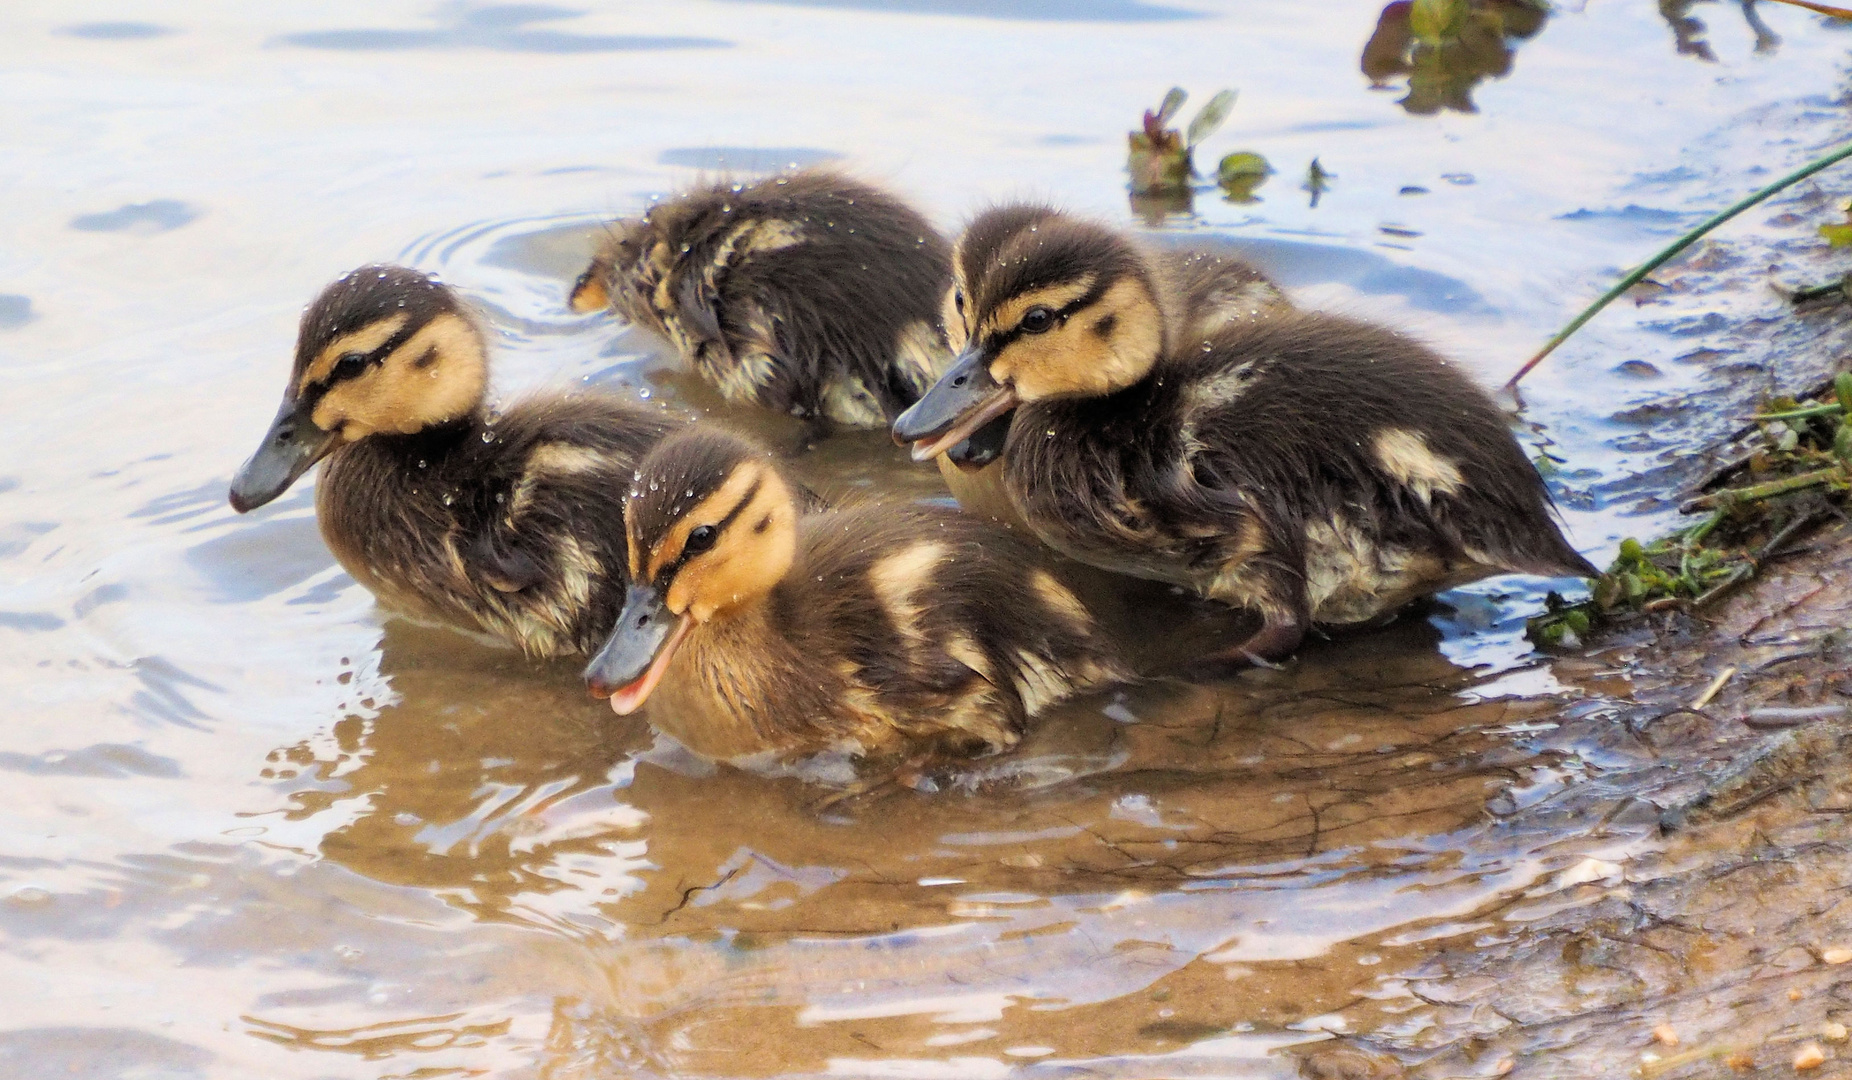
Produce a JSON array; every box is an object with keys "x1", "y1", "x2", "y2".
[{"x1": 6, "y1": 2, "x2": 1852, "y2": 1076}]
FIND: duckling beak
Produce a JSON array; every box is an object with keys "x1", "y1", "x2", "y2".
[
  {"x1": 892, "y1": 348, "x2": 1019, "y2": 463},
  {"x1": 228, "y1": 397, "x2": 339, "y2": 513},
  {"x1": 585, "y1": 584, "x2": 693, "y2": 716},
  {"x1": 943, "y1": 415, "x2": 1011, "y2": 472}
]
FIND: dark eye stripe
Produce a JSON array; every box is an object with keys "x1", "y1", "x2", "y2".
[
  {"x1": 653, "y1": 474, "x2": 764, "y2": 586},
  {"x1": 985, "y1": 277, "x2": 1114, "y2": 353}
]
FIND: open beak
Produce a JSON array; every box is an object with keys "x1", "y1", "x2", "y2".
[
  {"x1": 891, "y1": 346, "x2": 1019, "y2": 464},
  {"x1": 944, "y1": 415, "x2": 1011, "y2": 472},
  {"x1": 584, "y1": 583, "x2": 694, "y2": 716},
  {"x1": 228, "y1": 396, "x2": 338, "y2": 513}
]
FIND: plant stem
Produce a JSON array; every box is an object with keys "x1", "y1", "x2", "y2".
[
  {"x1": 1505, "y1": 138, "x2": 1852, "y2": 391},
  {"x1": 1746, "y1": 404, "x2": 1845, "y2": 421},
  {"x1": 1761, "y1": 0, "x2": 1852, "y2": 18},
  {"x1": 1679, "y1": 466, "x2": 1846, "y2": 513}
]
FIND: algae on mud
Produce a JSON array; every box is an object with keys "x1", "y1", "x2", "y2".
[{"x1": 1530, "y1": 370, "x2": 1852, "y2": 648}]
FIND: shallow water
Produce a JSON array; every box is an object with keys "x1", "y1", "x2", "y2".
[{"x1": 4, "y1": 2, "x2": 1852, "y2": 1076}]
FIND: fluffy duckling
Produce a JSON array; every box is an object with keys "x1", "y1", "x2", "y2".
[
  {"x1": 893, "y1": 207, "x2": 1597, "y2": 665},
  {"x1": 568, "y1": 168, "x2": 952, "y2": 429},
  {"x1": 229, "y1": 265, "x2": 677, "y2": 657},
  {"x1": 582, "y1": 428, "x2": 1131, "y2": 764},
  {"x1": 936, "y1": 215, "x2": 1289, "y2": 525}
]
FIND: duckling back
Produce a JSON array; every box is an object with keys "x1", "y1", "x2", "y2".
[
  {"x1": 319, "y1": 394, "x2": 676, "y2": 657},
  {"x1": 1003, "y1": 308, "x2": 1597, "y2": 626},
  {"x1": 572, "y1": 169, "x2": 952, "y2": 429}
]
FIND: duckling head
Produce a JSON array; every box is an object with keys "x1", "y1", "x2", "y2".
[
  {"x1": 228, "y1": 266, "x2": 489, "y2": 512},
  {"x1": 584, "y1": 428, "x2": 799, "y2": 715},
  {"x1": 894, "y1": 206, "x2": 1165, "y2": 462},
  {"x1": 567, "y1": 219, "x2": 653, "y2": 328}
]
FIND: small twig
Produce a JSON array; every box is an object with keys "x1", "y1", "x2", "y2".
[
  {"x1": 1692, "y1": 511, "x2": 1827, "y2": 608},
  {"x1": 1739, "y1": 705, "x2": 1851, "y2": 729},
  {"x1": 1506, "y1": 139, "x2": 1852, "y2": 390},
  {"x1": 1680, "y1": 466, "x2": 1845, "y2": 513},
  {"x1": 1690, "y1": 666, "x2": 1738, "y2": 709},
  {"x1": 1789, "y1": 277, "x2": 1850, "y2": 303}
]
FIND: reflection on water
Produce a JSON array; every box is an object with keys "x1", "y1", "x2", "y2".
[
  {"x1": 717, "y1": 0, "x2": 1204, "y2": 22},
  {"x1": 276, "y1": 4, "x2": 732, "y2": 53},
  {"x1": 8, "y1": 0, "x2": 1852, "y2": 1076},
  {"x1": 1361, "y1": 0, "x2": 1547, "y2": 115},
  {"x1": 1661, "y1": 0, "x2": 1782, "y2": 60},
  {"x1": 275, "y1": 614, "x2": 1645, "y2": 1073}
]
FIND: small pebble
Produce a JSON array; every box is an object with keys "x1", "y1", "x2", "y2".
[
  {"x1": 1794, "y1": 1043, "x2": 1826, "y2": 1070},
  {"x1": 1726, "y1": 1049, "x2": 1756, "y2": 1069},
  {"x1": 1653, "y1": 1024, "x2": 1680, "y2": 1047},
  {"x1": 1825, "y1": 1022, "x2": 1848, "y2": 1042},
  {"x1": 1492, "y1": 1056, "x2": 1514, "y2": 1075},
  {"x1": 1822, "y1": 947, "x2": 1852, "y2": 964},
  {"x1": 1792, "y1": 988, "x2": 1806, "y2": 1001}
]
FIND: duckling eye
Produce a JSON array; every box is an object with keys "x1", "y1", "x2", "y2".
[
  {"x1": 332, "y1": 352, "x2": 369, "y2": 380},
  {"x1": 1019, "y1": 306, "x2": 1055, "y2": 334},
  {"x1": 685, "y1": 524, "x2": 719, "y2": 553},
  {"x1": 953, "y1": 289, "x2": 964, "y2": 315}
]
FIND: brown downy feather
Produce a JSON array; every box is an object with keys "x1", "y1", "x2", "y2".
[
  {"x1": 230, "y1": 265, "x2": 679, "y2": 657},
  {"x1": 607, "y1": 428, "x2": 1131, "y2": 764},
  {"x1": 571, "y1": 168, "x2": 953, "y2": 429},
  {"x1": 905, "y1": 208, "x2": 1597, "y2": 663}
]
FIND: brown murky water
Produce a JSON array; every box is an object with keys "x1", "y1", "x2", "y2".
[{"x1": 5, "y1": 2, "x2": 1852, "y2": 1077}]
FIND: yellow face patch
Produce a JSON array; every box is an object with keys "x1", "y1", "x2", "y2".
[
  {"x1": 655, "y1": 465, "x2": 799, "y2": 622},
  {"x1": 987, "y1": 276, "x2": 1163, "y2": 401},
  {"x1": 309, "y1": 312, "x2": 486, "y2": 440}
]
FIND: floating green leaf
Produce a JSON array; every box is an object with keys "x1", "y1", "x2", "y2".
[
  {"x1": 1820, "y1": 223, "x2": 1852, "y2": 247},
  {"x1": 1409, "y1": 0, "x2": 1467, "y2": 44},
  {"x1": 1186, "y1": 89, "x2": 1238, "y2": 149},
  {"x1": 1217, "y1": 151, "x2": 1272, "y2": 202}
]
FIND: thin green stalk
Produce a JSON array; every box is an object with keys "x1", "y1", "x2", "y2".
[
  {"x1": 1505, "y1": 139, "x2": 1852, "y2": 391},
  {"x1": 1746, "y1": 403, "x2": 1845, "y2": 421},
  {"x1": 1679, "y1": 465, "x2": 1846, "y2": 513}
]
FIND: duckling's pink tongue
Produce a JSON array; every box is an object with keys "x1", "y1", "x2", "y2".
[{"x1": 607, "y1": 614, "x2": 693, "y2": 717}]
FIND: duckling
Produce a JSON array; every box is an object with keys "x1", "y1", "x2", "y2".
[
  {"x1": 893, "y1": 207, "x2": 1597, "y2": 665},
  {"x1": 568, "y1": 168, "x2": 953, "y2": 430},
  {"x1": 228, "y1": 265, "x2": 677, "y2": 657},
  {"x1": 581, "y1": 427, "x2": 1131, "y2": 764},
  {"x1": 936, "y1": 210, "x2": 1288, "y2": 525}
]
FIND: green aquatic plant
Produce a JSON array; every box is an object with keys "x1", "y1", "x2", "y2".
[
  {"x1": 1304, "y1": 158, "x2": 1334, "y2": 208},
  {"x1": 1127, "y1": 87, "x2": 1237, "y2": 196},
  {"x1": 1216, "y1": 151, "x2": 1273, "y2": 203},
  {"x1": 1528, "y1": 374, "x2": 1852, "y2": 647},
  {"x1": 1505, "y1": 138, "x2": 1852, "y2": 391}
]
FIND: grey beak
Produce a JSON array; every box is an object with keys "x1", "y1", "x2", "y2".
[
  {"x1": 584, "y1": 584, "x2": 674, "y2": 697},
  {"x1": 228, "y1": 397, "x2": 338, "y2": 513},
  {"x1": 891, "y1": 346, "x2": 1000, "y2": 445}
]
